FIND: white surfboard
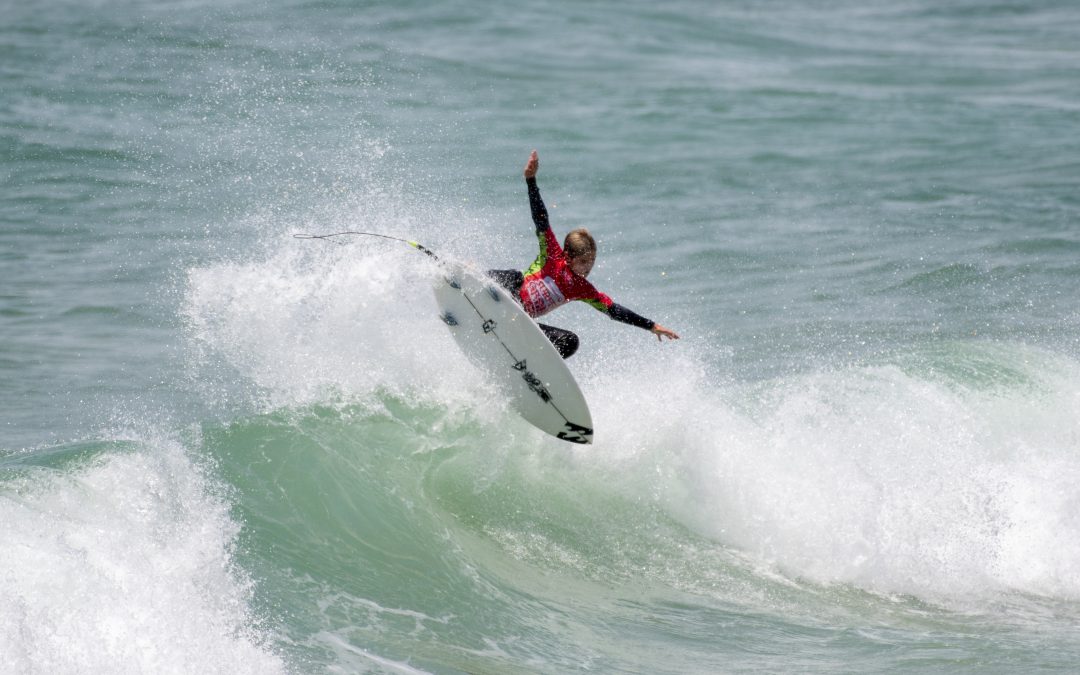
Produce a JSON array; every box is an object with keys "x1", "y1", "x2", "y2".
[{"x1": 433, "y1": 262, "x2": 593, "y2": 444}]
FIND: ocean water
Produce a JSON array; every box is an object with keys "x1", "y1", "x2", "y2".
[{"x1": 3, "y1": 0, "x2": 1080, "y2": 672}]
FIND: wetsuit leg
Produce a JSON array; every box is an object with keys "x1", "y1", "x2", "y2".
[
  {"x1": 486, "y1": 269, "x2": 524, "y2": 296},
  {"x1": 538, "y1": 323, "x2": 580, "y2": 360}
]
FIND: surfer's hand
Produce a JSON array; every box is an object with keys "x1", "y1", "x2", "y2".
[
  {"x1": 524, "y1": 150, "x2": 539, "y2": 179},
  {"x1": 651, "y1": 324, "x2": 680, "y2": 341}
]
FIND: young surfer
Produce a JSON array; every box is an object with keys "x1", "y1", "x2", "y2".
[{"x1": 488, "y1": 150, "x2": 680, "y2": 359}]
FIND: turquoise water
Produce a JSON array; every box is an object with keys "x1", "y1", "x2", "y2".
[{"x1": 3, "y1": 1, "x2": 1080, "y2": 672}]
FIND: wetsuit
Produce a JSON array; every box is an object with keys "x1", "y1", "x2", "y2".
[{"x1": 488, "y1": 176, "x2": 656, "y2": 359}]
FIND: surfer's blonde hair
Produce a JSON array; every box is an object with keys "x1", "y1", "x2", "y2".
[{"x1": 563, "y1": 228, "x2": 596, "y2": 259}]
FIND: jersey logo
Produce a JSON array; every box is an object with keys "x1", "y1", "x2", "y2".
[{"x1": 521, "y1": 276, "x2": 566, "y2": 317}]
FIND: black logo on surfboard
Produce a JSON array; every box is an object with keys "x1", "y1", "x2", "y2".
[
  {"x1": 520, "y1": 370, "x2": 552, "y2": 403},
  {"x1": 557, "y1": 422, "x2": 592, "y2": 444}
]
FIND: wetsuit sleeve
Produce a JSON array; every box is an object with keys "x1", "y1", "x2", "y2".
[
  {"x1": 526, "y1": 177, "x2": 549, "y2": 233},
  {"x1": 578, "y1": 288, "x2": 657, "y2": 331},
  {"x1": 607, "y1": 303, "x2": 656, "y2": 330},
  {"x1": 523, "y1": 177, "x2": 562, "y2": 277}
]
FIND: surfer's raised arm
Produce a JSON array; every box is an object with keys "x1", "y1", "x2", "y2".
[
  {"x1": 492, "y1": 149, "x2": 679, "y2": 353},
  {"x1": 523, "y1": 150, "x2": 549, "y2": 233}
]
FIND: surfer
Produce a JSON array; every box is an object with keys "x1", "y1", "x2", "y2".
[{"x1": 488, "y1": 150, "x2": 680, "y2": 359}]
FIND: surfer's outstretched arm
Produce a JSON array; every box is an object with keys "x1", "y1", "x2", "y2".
[
  {"x1": 524, "y1": 150, "x2": 550, "y2": 234},
  {"x1": 589, "y1": 299, "x2": 681, "y2": 341}
]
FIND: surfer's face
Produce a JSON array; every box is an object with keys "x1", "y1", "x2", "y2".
[{"x1": 568, "y1": 252, "x2": 595, "y2": 278}]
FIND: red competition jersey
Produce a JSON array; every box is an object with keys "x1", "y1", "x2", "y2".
[{"x1": 520, "y1": 227, "x2": 613, "y2": 318}]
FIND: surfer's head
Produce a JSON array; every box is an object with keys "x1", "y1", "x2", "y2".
[{"x1": 564, "y1": 228, "x2": 596, "y2": 277}]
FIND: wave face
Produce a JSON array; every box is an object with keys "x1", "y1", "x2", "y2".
[{"x1": 8, "y1": 344, "x2": 1080, "y2": 672}]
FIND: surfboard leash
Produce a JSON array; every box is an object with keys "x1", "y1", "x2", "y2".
[{"x1": 293, "y1": 231, "x2": 440, "y2": 260}]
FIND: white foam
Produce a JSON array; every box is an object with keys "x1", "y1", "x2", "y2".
[
  {"x1": 0, "y1": 438, "x2": 285, "y2": 675},
  {"x1": 183, "y1": 227, "x2": 498, "y2": 421},
  {"x1": 588, "y1": 343, "x2": 1080, "y2": 604}
]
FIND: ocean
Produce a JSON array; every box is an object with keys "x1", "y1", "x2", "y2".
[{"x1": 3, "y1": 0, "x2": 1080, "y2": 672}]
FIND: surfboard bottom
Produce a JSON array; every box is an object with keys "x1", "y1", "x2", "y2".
[{"x1": 433, "y1": 263, "x2": 593, "y2": 444}]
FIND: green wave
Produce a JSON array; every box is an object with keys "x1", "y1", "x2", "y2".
[{"x1": 197, "y1": 397, "x2": 825, "y2": 672}]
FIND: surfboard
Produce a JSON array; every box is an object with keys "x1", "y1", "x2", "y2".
[{"x1": 433, "y1": 262, "x2": 594, "y2": 444}]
